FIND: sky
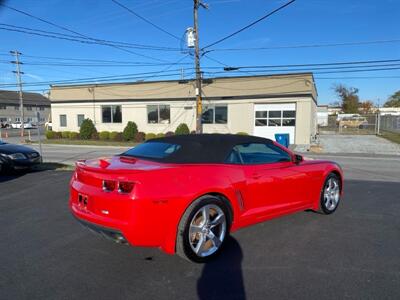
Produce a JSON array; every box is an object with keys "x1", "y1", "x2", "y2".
[{"x1": 0, "y1": 0, "x2": 399, "y2": 105}]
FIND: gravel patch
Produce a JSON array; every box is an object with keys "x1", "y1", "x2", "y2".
[{"x1": 303, "y1": 134, "x2": 400, "y2": 155}]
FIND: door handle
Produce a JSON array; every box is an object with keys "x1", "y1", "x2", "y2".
[{"x1": 252, "y1": 172, "x2": 262, "y2": 179}]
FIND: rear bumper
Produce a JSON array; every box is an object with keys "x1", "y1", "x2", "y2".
[
  {"x1": 69, "y1": 179, "x2": 176, "y2": 253},
  {"x1": 73, "y1": 215, "x2": 129, "y2": 245}
]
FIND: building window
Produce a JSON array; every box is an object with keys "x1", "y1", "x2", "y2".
[
  {"x1": 15, "y1": 105, "x2": 19, "y2": 110},
  {"x1": 102, "y1": 105, "x2": 122, "y2": 123},
  {"x1": 60, "y1": 115, "x2": 67, "y2": 127},
  {"x1": 15, "y1": 117, "x2": 20, "y2": 122},
  {"x1": 26, "y1": 106, "x2": 33, "y2": 111},
  {"x1": 39, "y1": 117, "x2": 45, "y2": 122},
  {"x1": 77, "y1": 114, "x2": 85, "y2": 127},
  {"x1": 39, "y1": 107, "x2": 45, "y2": 111},
  {"x1": 147, "y1": 105, "x2": 170, "y2": 124},
  {"x1": 255, "y1": 110, "x2": 296, "y2": 127},
  {"x1": 0, "y1": 105, "x2": 6, "y2": 110},
  {"x1": 202, "y1": 105, "x2": 228, "y2": 124}
]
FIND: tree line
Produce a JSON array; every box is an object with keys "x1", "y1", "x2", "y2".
[{"x1": 332, "y1": 85, "x2": 400, "y2": 113}]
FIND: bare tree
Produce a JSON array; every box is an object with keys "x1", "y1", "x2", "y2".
[{"x1": 333, "y1": 84, "x2": 360, "y2": 113}]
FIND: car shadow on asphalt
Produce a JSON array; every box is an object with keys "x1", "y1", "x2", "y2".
[
  {"x1": 0, "y1": 162, "x2": 71, "y2": 183},
  {"x1": 0, "y1": 172, "x2": 25, "y2": 182},
  {"x1": 197, "y1": 236, "x2": 246, "y2": 300}
]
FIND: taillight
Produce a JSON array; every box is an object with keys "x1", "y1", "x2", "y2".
[
  {"x1": 118, "y1": 181, "x2": 134, "y2": 194},
  {"x1": 102, "y1": 180, "x2": 116, "y2": 192}
]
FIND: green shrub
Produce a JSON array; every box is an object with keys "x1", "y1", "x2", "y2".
[
  {"x1": 236, "y1": 132, "x2": 249, "y2": 135},
  {"x1": 165, "y1": 131, "x2": 174, "y2": 137},
  {"x1": 45, "y1": 130, "x2": 56, "y2": 139},
  {"x1": 123, "y1": 121, "x2": 138, "y2": 141},
  {"x1": 156, "y1": 133, "x2": 165, "y2": 138},
  {"x1": 110, "y1": 131, "x2": 122, "y2": 141},
  {"x1": 145, "y1": 133, "x2": 157, "y2": 140},
  {"x1": 79, "y1": 118, "x2": 97, "y2": 140},
  {"x1": 61, "y1": 131, "x2": 70, "y2": 139},
  {"x1": 69, "y1": 132, "x2": 79, "y2": 139},
  {"x1": 175, "y1": 123, "x2": 190, "y2": 135},
  {"x1": 99, "y1": 131, "x2": 110, "y2": 140},
  {"x1": 48, "y1": 131, "x2": 62, "y2": 139},
  {"x1": 134, "y1": 131, "x2": 145, "y2": 143}
]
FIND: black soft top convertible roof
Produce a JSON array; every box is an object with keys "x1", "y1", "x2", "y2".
[{"x1": 144, "y1": 134, "x2": 273, "y2": 164}]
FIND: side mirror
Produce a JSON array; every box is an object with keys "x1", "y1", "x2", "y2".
[{"x1": 294, "y1": 154, "x2": 303, "y2": 164}]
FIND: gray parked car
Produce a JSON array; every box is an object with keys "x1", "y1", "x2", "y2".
[{"x1": 0, "y1": 141, "x2": 41, "y2": 172}]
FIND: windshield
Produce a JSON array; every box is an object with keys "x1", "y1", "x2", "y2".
[{"x1": 121, "y1": 142, "x2": 181, "y2": 160}]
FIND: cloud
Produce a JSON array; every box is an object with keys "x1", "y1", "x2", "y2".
[{"x1": 24, "y1": 73, "x2": 44, "y2": 81}]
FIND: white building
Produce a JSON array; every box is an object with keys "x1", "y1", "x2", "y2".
[
  {"x1": 317, "y1": 105, "x2": 329, "y2": 127},
  {"x1": 50, "y1": 73, "x2": 318, "y2": 145}
]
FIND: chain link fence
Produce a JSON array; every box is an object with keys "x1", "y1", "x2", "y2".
[
  {"x1": 380, "y1": 115, "x2": 400, "y2": 134},
  {"x1": 320, "y1": 114, "x2": 377, "y2": 135}
]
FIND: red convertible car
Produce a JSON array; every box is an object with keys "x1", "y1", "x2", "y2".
[{"x1": 70, "y1": 134, "x2": 343, "y2": 262}]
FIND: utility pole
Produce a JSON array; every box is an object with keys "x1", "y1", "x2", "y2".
[
  {"x1": 10, "y1": 50, "x2": 25, "y2": 139},
  {"x1": 376, "y1": 97, "x2": 381, "y2": 135},
  {"x1": 193, "y1": 0, "x2": 207, "y2": 133}
]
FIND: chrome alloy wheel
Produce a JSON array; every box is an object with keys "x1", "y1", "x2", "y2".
[
  {"x1": 323, "y1": 177, "x2": 340, "y2": 211},
  {"x1": 188, "y1": 204, "x2": 227, "y2": 257}
]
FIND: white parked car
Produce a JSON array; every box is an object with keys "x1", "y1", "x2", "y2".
[
  {"x1": 45, "y1": 121, "x2": 52, "y2": 130},
  {"x1": 10, "y1": 122, "x2": 35, "y2": 129}
]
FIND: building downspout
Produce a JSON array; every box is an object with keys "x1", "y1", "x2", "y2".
[{"x1": 88, "y1": 87, "x2": 96, "y2": 124}]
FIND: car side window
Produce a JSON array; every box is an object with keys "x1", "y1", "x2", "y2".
[
  {"x1": 226, "y1": 143, "x2": 291, "y2": 165},
  {"x1": 225, "y1": 147, "x2": 243, "y2": 164}
]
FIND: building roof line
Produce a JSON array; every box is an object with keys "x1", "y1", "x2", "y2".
[
  {"x1": 50, "y1": 92, "x2": 316, "y2": 104},
  {"x1": 50, "y1": 72, "x2": 315, "y2": 89}
]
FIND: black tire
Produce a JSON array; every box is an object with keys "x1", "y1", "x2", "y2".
[
  {"x1": 176, "y1": 195, "x2": 231, "y2": 263},
  {"x1": 318, "y1": 173, "x2": 341, "y2": 215}
]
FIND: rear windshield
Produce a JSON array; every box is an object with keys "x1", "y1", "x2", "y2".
[{"x1": 121, "y1": 142, "x2": 181, "y2": 159}]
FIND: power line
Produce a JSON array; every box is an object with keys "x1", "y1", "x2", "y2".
[
  {"x1": 0, "y1": 60, "x2": 192, "y2": 68},
  {"x1": 3, "y1": 64, "x2": 400, "y2": 87},
  {"x1": 219, "y1": 59, "x2": 400, "y2": 70},
  {"x1": 204, "y1": 66, "x2": 400, "y2": 77},
  {"x1": 203, "y1": 53, "x2": 258, "y2": 76},
  {"x1": 0, "y1": 3, "x2": 168, "y2": 62},
  {"x1": 208, "y1": 39, "x2": 400, "y2": 52},
  {"x1": 20, "y1": 54, "x2": 177, "y2": 64},
  {"x1": 203, "y1": 0, "x2": 296, "y2": 49},
  {"x1": 0, "y1": 70, "x2": 191, "y2": 88},
  {"x1": 3, "y1": 56, "x2": 400, "y2": 69},
  {"x1": 315, "y1": 75, "x2": 400, "y2": 80},
  {"x1": 204, "y1": 63, "x2": 400, "y2": 75},
  {"x1": 111, "y1": 0, "x2": 181, "y2": 41},
  {"x1": 312, "y1": 67, "x2": 400, "y2": 75},
  {"x1": 1, "y1": 52, "x2": 192, "y2": 88},
  {"x1": 0, "y1": 72, "x2": 186, "y2": 88},
  {"x1": 0, "y1": 23, "x2": 180, "y2": 51}
]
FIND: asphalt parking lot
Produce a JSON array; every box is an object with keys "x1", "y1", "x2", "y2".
[{"x1": 1, "y1": 162, "x2": 400, "y2": 300}]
